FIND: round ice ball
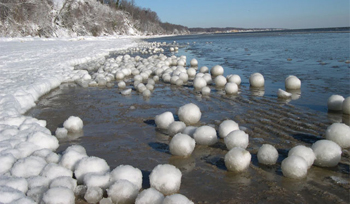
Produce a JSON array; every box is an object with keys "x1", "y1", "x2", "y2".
[
  {"x1": 193, "y1": 77, "x2": 207, "y2": 90},
  {"x1": 224, "y1": 147, "x2": 251, "y2": 172},
  {"x1": 327, "y1": 95, "x2": 345, "y2": 111},
  {"x1": 201, "y1": 86, "x2": 211, "y2": 96},
  {"x1": 224, "y1": 130, "x2": 249, "y2": 150},
  {"x1": 169, "y1": 133, "x2": 196, "y2": 157},
  {"x1": 214, "y1": 75, "x2": 227, "y2": 87},
  {"x1": 0, "y1": 153, "x2": 16, "y2": 174},
  {"x1": 135, "y1": 188, "x2": 164, "y2": 204},
  {"x1": 285, "y1": 75, "x2": 301, "y2": 90},
  {"x1": 312, "y1": 140, "x2": 342, "y2": 167},
  {"x1": 257, "y1": 144, "x2": 279, "y2": 165},
  {"x1": 84, "y1": 172, "x2": 110, "y2": 189},
  {"x1": 227, "y1": 74, "x2": 241, "y2": 85},
  {"x1": 225, "y1": 82, "x2": 238, "y2": 94},
  {"x1": 74, "y1": 156, "x2": 110, "y2": 183},
  {"x1": 288, "y1": 145, "x2": 315, "y2": 169},
  {"x1": 110, "y1": 165, "x2": 143, "y2": 190},
  {"x1": 41, "y1": 187, "x2": 75, "y2": 204},
  {"x1": 163, "y1": 194, "x2": 194, "y2": 204},
  {"x1": 168, "y1": 121, "x2": 186, "y2": 136},
  {"x1": 342, "y1": 96, "x2": 350, "y2": 114},
  {"x1": 84, "y1": 186, "x2": 103, "y2": 204},
  {"x1": 187, "y1": 68, "x2": 196, "y2": 78},
  {"x1": 108, "y1": 180, "x2": 139, "y2": 204},
  {"x1": 249, "y1": 73, "x2": 264, "y2": 88},
  {"x1": 281, "y1": 155, "x2": 308, "y2": 179},
  {"x1": 177, "y1": 103, "x2": 201, "y2": 125},
  {"x1": 149, "y1": 164, "x2": 182, "y2": 195},
  {"x1": 190, "y1": 59, "x2": 198, "y2": 67},
  {"x1": 63, "y1": 116, "x2": 83, "y2": 133},
  {"x1": 218, "y1": 120, "x2": 239, "y2": 138},
  {"x1": 11, "y1": 156, "x2": 47, "y2": 178},
  {"x1": 155, "y1": 111, "x2": 174, "y2": 129},
  {"x1": 181, "y1": 126, "x2": 197, "y2": 137},
  {"x1": 199, "y1": 66, "x2": 209, "y2": 73},
  {"x1": 193, "y1": 125, "x2": 218, "y2": 146},
  {"x1": 210, "y1": 65, "x2": 224, "y2": 77},
  {"x1": 325, "y1": 123, "x2": 350, "y2": 148}
]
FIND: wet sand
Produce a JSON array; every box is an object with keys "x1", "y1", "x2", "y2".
[{"x1": 26, "y1": 70, "x2": 349, "y2": 203}]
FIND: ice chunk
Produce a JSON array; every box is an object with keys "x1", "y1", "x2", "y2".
[
  {"x1": 74, "y1": 156, "x2": 110, "y2": 183},
  {"x1": 110, "y1": 165, "x2": 142, "y2": 190},
  {"x1": 135, "y1": 188, "x2": 164, "y2": 204},
  {"x1": 41, "y1": 187, "x2": 75, "y2": 204},
  {"x1": 149, "y1": 164, "x2": 182, "y2": 195},
  {"x1": 107, "y1": 180, "x2": 139, "y2": 204},
  {"x1": 11, "y1": 156, "x2": 47, "y2": 178}
]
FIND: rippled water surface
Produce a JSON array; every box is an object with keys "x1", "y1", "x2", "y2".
[{"x1": 27, "y1": 31, "x2": 350, "y2": 203}]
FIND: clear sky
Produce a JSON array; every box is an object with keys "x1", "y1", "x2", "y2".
[{"x1": 133, "y1": 0, "x2": 350, "y2": 29}]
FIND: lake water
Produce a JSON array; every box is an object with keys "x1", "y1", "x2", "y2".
[{"x1": 27, "y1": 31, "x2": 350, "y2": 203}]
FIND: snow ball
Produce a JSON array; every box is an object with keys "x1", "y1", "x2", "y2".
[
  {"x1": 163, "y1": 194, "x2": 194, "y2": 204},
  {"x1": 224, "y1": 147, "x2": 251, "y2": 172},
  {"x1": 218, "y1": 120, "x2": 239, "y2": 138},
  {"x1": 115, "y1": 71, "x2": 125, "y2": 80},
  {"x1": 55, "y1": 128, "x2": 68, "y2": 139},
  {"x1": 168, "y1": 121, "x2": 186, "y2": 136},
  {"x1": 210, "y1": 65, "x2": 224, "y2": 77},
  {"x1": 285, "y1": 75, "x2": 301, "y2": 90},
  {"x1": 0, "y1": 153, "x2": 16, "y2": 174},
  {"x1": 0, "y1": 186, "x2": 25, "y2": 203},
  {"x1": 177, "y1": 103, "x2": 201, "y2": 125},
  {"x1": 0, "y1": 176, "x2": 28, "y2": 193},
  {"x1": 342, "y1": 96, "x2": 350, "y2": 114},
  {"x1": 193, "y1": 126, "x2": 218, "y2": 146},
  {"x1": 14, "y1": 141, "x2": 41, "y2": 159},
  {"x1": 257, "y1": 144, "x2": 279, "y2": 165},
  {"x1": 249, "y1": 73, "x2": 265, "y2": 88},
  {"x1": 169, "y1": 133, "x2": 196, "y2": 157},
  {"x1": 181, "y1": 126, "x2": 197, "y2": 137},
  {"x1": 107, "y1": 180, "x2": 139, "y2": 204},
  {"x1": 179, "y1": 73, "x2": 188, "y2": 82},
  {"x1": 50, "y1": 176, "x2": 77, "y2": 191},
  {"x1": 190, "y1": 59, "x2": 198, "y2": 67},
  {"x1": 59, "y1": 149, "x2": 87, "y2": 171},
  {"x1": 288, "y1": 145, "x2": 315, "y2": 169},
  {"x1": 27, "y1": 187, "x2": 47, "y2": 203},
  {"x1": 193, "y1": 77, "x2": 207, "y2": 90},
  {"x1": 12, "y1": 196, "x2": 36, "y2": 204},
  {"x1": 84, "y1": 186, "x2": 103, "y2": 204},
  {"x1": 201, "y1": 86, "x2": 211, "y2": 96},
  {"x1": 312, "y1": 140, "x2": 342, "y2": 167},
  {"x1": 142, "y1": 89, "x2": 152, "y2": 97},
  {"x1": 63, "y1": 116, "x2": 84, "y2": 133},
  {"x1": 110, "y1": 165, "x2": 142, "y2": 190},
  {"x1": 327, "y1": 95, "x2": 345, "y2": 111},
  {"x1": 214, "y1": 75, "x2": 227, "y2": 87},
  {"x1": 31, "y1": 149, "x2": 60, "y2": 164},
  {"x1": 149, "y1": 164, "x2": 182, "y2": 195},
  {"x1": 155, "y1": 111, "x2": 175, "y2": 130},
  {"x1": 40, "y1": 163, "x2": 72, "y2": 181},
  {"x1": 135, "y1": 188, "x2": 164, "y2": 204},
  {"x1": 11, "y1": 156, "x2": 47, "y2": 178},
  {"x1": 27, "y1": 131, "x2": 59, "y2": 151},
  {"x1": 26, "y1": 176, "x2": 50, "y2": 189},
  {"x1": 74, "y1": 156, "x2": 110, "y2": 183},
  {"x1": 84, "y1": 172, "x2": 110, "y2": 189},
  {"x1": 281, "y1": 155, "x2": 308, "y2": 179},
  {"x1": 227, "y1": 74, "x2": 241, "y2": 85},
  {"x1": 118, "y1": 81, "x2": 126, "y2": 89},
  {"x1": 224, "y1": 130, "x2": 249, "y2": 150},
  {"x1": 277, "y1": 89, "x2": 292, "y2": 99},
  {"x1": 41, "y1": 187, "x2": 75, "y2": 204},
  {"x1": 199, "y1": 66, "x2": 209, "y2": 73},
  {"x1": 225, "y1": 82, "x2": 238, "y2": 94}
]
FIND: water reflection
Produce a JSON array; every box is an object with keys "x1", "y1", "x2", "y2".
[{"x1": 169, "y1": 156, "x2": 196, "y2": 173}]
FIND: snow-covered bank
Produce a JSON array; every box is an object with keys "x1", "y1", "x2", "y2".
[{"x1": 0, "y1": 36, "x2": 139, "y2": 118}]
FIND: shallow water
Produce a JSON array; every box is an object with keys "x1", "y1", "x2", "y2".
[{"x1": 26, "y1": 32, "x2": 350, "y2": 203}]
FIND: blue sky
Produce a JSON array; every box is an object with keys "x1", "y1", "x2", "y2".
[{"x1": 133, "y1": 0, "x2": 349, "y2": 29}]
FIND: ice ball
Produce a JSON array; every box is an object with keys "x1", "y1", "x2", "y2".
[
  {"x1": 224, "y1": 130, "x2": 249, "y2": 150},
  {"x1": 342, "y1": 96, "x2": 350, "y2": 114},
  {"x1": 199, "y1": 66, "x2": 209, "y2": 73},
  {"x1": 50, "y1": 176, "x2": 77, "y2": 191},
  {"x1": 41, "y1": 187, "x2": 75, "y2": 204},
  {"x1": 177, "y1": 103, "x2": 201, "y2": 125},
  {"x1": 181, "y1": 126, "x2": 197, "y2": 137},
  {"x1": 285, "y1": 75, "x2": 301, "y2": 90},
  {"x1": 74, "y1": 156, "x2": 110, "y2": 183},
  {"x1": 288, "y1": 145, "x2": 315, "y2": 169},
  {"x1": 224, "y1": 147, "x2": 251, "y2": 172},
  {"x1": 63, "y1": 116, "x2": 83, "y2": 133},
  {"x1": 218, "y1": 120, "x2": 239, "y2": 138},
  {"x1": 169, "y1": 133, "x2": 196, "y2": 157},
  {"x1": 110, "y1": 165, "x2": 143, "y2": 190},
  {"x1": 201, "y1": 86, "x2": 211, "y2": 96},
  {"x1": 107, "y1": 180, "x2": 139, "y2": 204},
  {"x1": 168, "y1": 121, "x2": 186, "y2": 136},
  {"x1": 55, "y1": 127, "x2": 68, "y2": 139},
  {"x1": 193, "y1": 77, "x2": 207, "y2": 90},
  {"x1": 312, "y1": 140, "x2": 342, "y2": 167},
  {"x1": 155, "y1": 111, "x2": 174, "y2": 129},
  {"x1": 210, "y1": 65, "x2": 224, "y2": 77},
  {"x1": 214, "y1": 75, "x2": 227, "y2": 87},
  {"x1": 325, "y1": 123, "x2": 350, "y2": 148},
  {"x1": 281, "y1": 155, "x2": 308, "y2": 179},
  {"x1": 190, "y1": 59, "x2": 198, "y2": 67},
  {"x1": 0, "y1": 153, "x2": 16, "y2": 174},
  {"x1": 40, "y1": 163, "x2": 72, "y2": 181},
  {"x1": 0, "y1": 186, "x2": 25, "y2": 203},
  {"x1": 59, "y1": 148, "x2": 87, "y2": 171},
  {"x1": 193, "y1": 125, "x2": 218, "y2": 146},
  {"x1": 328, "y1": 95, "x2": 345, "y2": 111},
  {"x1": 149, "y1": 164, "x2": 182, "y2": 195},
  {"x1": 84, "y1": 172, "x2": 110, "y2": 189},
  {"x1": 11, "y1": 156, "x2": 47, "y2": 178},
  {"x1": 163, "y1": 194, "x2": 194, "y2": 204},
  {"x1": 135, "y1": 188, "x2": 164, "y2": 204},
  {"x1": 257, "y1": 144, "x2": 279, "y2": 165},
  {"x1": 227, "y1": 74, "x2": 241, "y2": 85},
  {"x1": 225, "y1": 82, "x2": 238, "y2": 94},
  {"x1": 84, "y1": 186, "x2": 103, "y2": 204},
  {"x1": 249, "y1": 73, "x2": 264, "y2": 88}
]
